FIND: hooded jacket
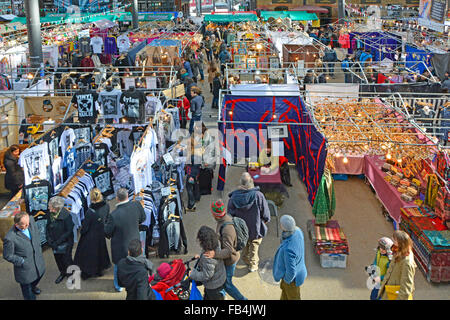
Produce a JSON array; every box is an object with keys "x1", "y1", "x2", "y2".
[
  {"x1": 227, "y1": 187, "x2": 270, "y2": 241},
  {"x1": 117, "y1": 256, "x2": 155, "y2": 300}
]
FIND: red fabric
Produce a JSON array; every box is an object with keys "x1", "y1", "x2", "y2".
[
  {"x1": 177, "y1": 96, "x2": 190, "y2": 121},
  {"x1": 159, "y1": 259, "x2": 186, "y2": 287},
  {"x1": 338, "y1": 34, "x2": 350, "y2": 49},
  {"x1": 279, "y1": 156, "x2": 288, "y2": 166},
  {"x1": 81, "y1": 57, "x2": 94, "y2": 73},
  {"x1": 151, "y1": 282, "x2": 179, "y2": 300},
  {"x1": 377, "y1": 73, "x2": 389, "y2": 84}
]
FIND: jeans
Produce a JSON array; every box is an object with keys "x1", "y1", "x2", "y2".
[
  {"x1": 199, "y1": 68, "x2": 205, "y2": 81},
  {"x1": 20, "y1": 275, "x2": 42, "y2": 300},
  {"x1": 212, "y1": 95, "x2": 219, "y2": 109},
  {"x1": 206, "y1": 50, "x2": 212, "y2": 61},
  {"x1": 222, "y1": 263, "x2": 247, "y2": 300},
  {"x1": 370, "y1": 288, "x2": 380, "y2": 300},
  {"x1": 344, "y1": 71, "x2": 352, "y2": 83},
  {"x1": 114, "y1": 264, "x2": 122, "y2": 291},
  {"x1": 166, "y1": 220, "x2": 180, "y2": 251},
  {"x1": 327, "y1": 62, "x2": 335, "y2": 75},
  {"x1": 186, "y1": 178, "x2": 200, "y2": 209},
  {"x1": 189, "y1": 114, "x2": 202, "y2": 135}
]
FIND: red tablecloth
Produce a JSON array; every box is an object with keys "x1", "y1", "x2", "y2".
[
  {"x1": 248, "y1": 167, "x2": 282, "y2": 184},
  {"x1": 364, "y1": 155, "x2": 418, "y2": 223},
  {"x1": 331, "y1": 155, "x2": 365, "y2": 175}
]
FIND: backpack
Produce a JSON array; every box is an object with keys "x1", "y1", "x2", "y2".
[
  {"x1": 220, "y1": 217, "x2": 249, "y2": 251},
  {"x1": 341, "y1": 60, "x2": 350, "y2": 70}
]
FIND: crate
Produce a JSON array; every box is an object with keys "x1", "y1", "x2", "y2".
[{"x1": 320, "y1": 253, "x2": 348, "y2": 268}]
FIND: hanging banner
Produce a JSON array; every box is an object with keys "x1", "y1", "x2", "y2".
[{"x1": 418, "y1": 0, "x2": 448, "y2": 32}]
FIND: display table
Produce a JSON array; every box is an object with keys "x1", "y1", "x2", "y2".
[
  {"x1": 364, "y1": 155, "x2": 418, "y2": 224},
  {"x1": 248, "y1": 167, "x2": 289, "y2": 197},
  {"x1": 331, "y1": 155, "x2": 365, "y2": 175}
]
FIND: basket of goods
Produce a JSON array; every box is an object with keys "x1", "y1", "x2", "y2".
[
  {"x1": 401, "y1": 194, "x2": 413, "y2": 202},
  {"x1": 397, "y1": 186, "x2": 408, "y2": 194},
  {"x1": 382, "y1": 163, "x2": 392, "y2": 172},
  {"x1": 411, "y1": 178, "x2": 421, "y2": 188},
  {"x1": 395, "y1": 172, "x2": 404, "y2": 180},
  {"x1": 407, "y1": 187, "x2": 418, "y2": 197},
  {"x1": 400, "y1": 179, "x2": 410, "y2": 187},
  {"x1": 390, "y1": 175, "x2": 401, "y2": 187}
]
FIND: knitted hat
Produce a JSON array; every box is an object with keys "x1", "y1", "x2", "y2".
[
  {"x1": 211, "y1": 200, "x2": 226, "y2": 218},
  {"x1": 280, "y1": 215, "x2": 296, "y2": 232},
  {"x1": 157, "y1": 263, "x2": 172, "y2": 279},
  {"x1": 378, "y1": 237, "x2": 394, "y2": 255}
]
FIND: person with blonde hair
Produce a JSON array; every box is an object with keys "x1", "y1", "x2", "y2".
[
  {"x1": 74, "y1": 188, "x2": 111, "y2": 280},
  {"x1": 378, "y1": 230, "x2": 416, "y2": 300}
]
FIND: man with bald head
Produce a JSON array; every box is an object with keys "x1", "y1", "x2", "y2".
[{"x1": 227, "y1": 172, "x2": 270, "y2": 273}]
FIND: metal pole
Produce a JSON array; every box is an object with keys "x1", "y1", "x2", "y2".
[
  {"x1": 338, "y1": 0, "x2": 345, "y2": 23},
  {"x1": 24, "y1": 0, "x2": 43, "y2": 69},
  {"x1": 131, "y1": 0, "x2": 139, "y2": 29}
]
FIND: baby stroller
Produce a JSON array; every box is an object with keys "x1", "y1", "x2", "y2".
[{"x1": 150, "y1": 257, "x2": 202, "y2": 300}]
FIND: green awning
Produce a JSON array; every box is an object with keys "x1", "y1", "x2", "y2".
[
  {"x1": 260, "y1": 11, "x2": 318, "y2": 21},
  {"x1": 117, "y1": 12, "x2": 174, "y2": 22},
  {"x1": 204, "y1": 14, "x2": 258, "y2": 23}
]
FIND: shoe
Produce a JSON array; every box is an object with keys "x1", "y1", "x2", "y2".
[
  {"x1": 115, "y1": 287, "x2": 124, "y2": 292},
  {"x1": 186, "y1": 207, "x2": 196, "y2": 212},
  {"x1": 248, "y1": 266, "x2": 258, "y2": 272},
  {"x1": 55, "y1": 274, "x2": 66, "y2": 284},
  {"x1": 32, "y1": 287, "x2": 41, "y2": 295}
]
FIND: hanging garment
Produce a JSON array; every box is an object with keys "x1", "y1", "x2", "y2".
[
  {"x1": 312, "y1": 168, "x2": 336, "y2": 225},
  {"x1": 98, "y1": 89, "x2": 123, "y2": 120},
  {"x1": 18, "y1": 142, "x2": 50, "y2": 185},
  {"x1": 93, "y1": 143, "x2": 109, "y2": 167},
  {"x1": 90, "y1": 36, "x2": 104, "y2": 54},
  {"x1": 91, "y1": 167, "x2": 114, "y2": 197},
  {"x1": 104, "y1": 36, "x2": 118, "y2": 55},
  {"x1": 71, "y1": 90, "x2": 99, "y2": 123},
  {"x1": 24, "y1": 179, "x2": 52, "y2": 216},
  {"x1": 425, "y1": 174, "x2": 439, "y2": 209},
  {"x1": 117, "y1": 34, "x2": 131, "y2": 53}
]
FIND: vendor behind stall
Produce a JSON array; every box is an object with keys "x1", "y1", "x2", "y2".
[{"x1": 258, "y1": 140, "x2": 291, "y2": 186}]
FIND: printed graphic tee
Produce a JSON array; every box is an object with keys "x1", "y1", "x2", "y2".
[
  {"x1": 90, "y1": 36, "x2": 104, "y2": 54},
  {"x1": 24, "y1": 179, "x2": 52, "y2": 215},
  {"x1": 52, "y1": 157, "x2": 63, "y2": 190},
  {"x1": 92, "y1": 167, "x2": 114, "y2": 197},
  {"x1": 59, "y1": 128, "x2": 76, "y2": 156},
  {"x1": 120, "y1": 90, "x2": 146, "y2": 121},
  {"x1": 93, "y1": 143, "x2": 109, "y2": 166},
  {"x1": 98, "y1": 89, "x2": 123, "y2": 119},
  {"x1": 71, "y1": 90, "x2": 99, "y2": 123},
  {"x1": 117, "y1": 34, "x2": 131, "y2": 53},
  {"x1": 19, "y1": 142, "x2": 50, "y2": 185},
  {"x1": 63, "y1": 147, "x2": 77, "y2": 178}
]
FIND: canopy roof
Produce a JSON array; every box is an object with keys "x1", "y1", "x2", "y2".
[
  {"x1": 117, "y1": 12, "x2": 174, "y2": 22},
  {"x1": 204, "y1": 13, "x2": 258, "y2": 22},
  {"x1": 260, "y1": 11, "x2": 319, "y2": 21}
]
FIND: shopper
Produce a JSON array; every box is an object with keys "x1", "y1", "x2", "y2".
[
  {"x1": 117, "y1": 239, "x2": 156, "y2": 300},
  {"x1": 322, "y1": 44, "x2": 338, "y2": 77},
  {"x1": 378, "y1": 230, "x2": 416, "y2": 300},
  {"x1": 204, "y1": 36, "x2": 213, "y2": 62},
  {"x1": 185, "y1": 151, "x2": 201, "y2": 212},
  {"x1": 74, "y1": 188, "x2": 111, "y2": 280},
  {"x1": 191, "y1": 55, "x2": 199, "y2": 83},
  {"x1": 218, "y1": 47, "x2": 231, "y2": 75},
  {"x1": 46, "y1": 196, "x2": 75, "y2": 284},
  {"x1": 203, "y1": 200, "x2": 247, "y2": 300},
  {"x1": 208, "y1": 60, "x2": 219, "y2": 93},
  {"x1": 189, "y1": 86, "x2": 204, "y2": 135},
  {"x1": 196, "y1": 49, "x2": 206, "y2": 82},
  {"x1": 227, "y1": 172, "x2": 270, "y2": 272},
  {"x1": 184, "y1": 76, "x2": 196, "y2": 102},
  {"x1": 368, "y1": 237, "x2": 393, "y2": 300},
  {"x1": 3, "y1": 212, "x2": 46, "y2": 300},
  {"x1": 18, "y1": 114, "x2": 32, "y2": 144},
  {"x1": 104, "y1": 188, "x2": 146, "y2": 292},
  {"x1": 341, "y1": 55, "x2": 353, "y2": 83},
  {"x1": 4, "y1": 144, "x2": 24, "y2": 197},
  {"x1": 273, "y1": 215, "x2": 307, "y2": 300},
  {"x1": 189, "y1": 226, "x2": 226, "y2": 300},
  {"x1": 182, "y1": 57, "x2": 193, "y2": 79},
  {"x1": 212, "y1": 71, "x2": 222, "y2": 109}
]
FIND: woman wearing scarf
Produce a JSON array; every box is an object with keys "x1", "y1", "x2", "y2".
[
  {"x1": 272, "y1": 215, "x2": 307, "y2": 300},
  {"x1": 46, "y1": 196, "x2": 75, "y2": 284}
]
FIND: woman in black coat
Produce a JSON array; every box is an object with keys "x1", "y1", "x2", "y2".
[
  {"x1": 74, "y1": 188, "x2": 111, "y2": 280},
  {"x1": 4, "y1": 145, "x2": 24, "y2": 197},
  {"x1": 46, "y1": 196, "x2": 75, "y2": 284}
]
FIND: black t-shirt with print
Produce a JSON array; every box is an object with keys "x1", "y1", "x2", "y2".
[
  {"x1": 129, "y1": 126, "x2": 147, "y2": 146},
  {"x1": 71, "y1": 90, "x2": 99, "y2": 123},
  {"x1": 91, "y1": 167, "x2": 114, "y2": 197},
  {"x1": 93, "y1": 143, "x2": 109, "y2": 166},
  {"x1": 120, "y1": 90, "x2": 146, "y2": 122},
  {"x1": 24, "y1": 179, "x2": 52, "y2": 216}
]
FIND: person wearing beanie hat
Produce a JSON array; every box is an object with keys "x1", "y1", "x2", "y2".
[
  {"x1": 272, "y1": 215, "x2": 307, "y2": 300},
  {"x1": 367, "y1": 236, "x2": 394, "y2": 300},
  {"x1": 149, "y1": 262, "x2": 173, "y2": 285},
  {"x1": 204, "y1": 200, "x2": 247, "y2": 300}
]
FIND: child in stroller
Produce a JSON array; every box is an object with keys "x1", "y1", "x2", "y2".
[{"x1": 149, "y1": 258, "x2": 202, "y2": 300}]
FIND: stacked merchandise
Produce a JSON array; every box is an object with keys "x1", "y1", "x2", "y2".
[{"x1": 400, "y1": 207, "x2": 450, "y2": 283}]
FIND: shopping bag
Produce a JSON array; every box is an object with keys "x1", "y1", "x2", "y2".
[{"x1": 384, "y1": 285, "x2": 413, "y2": 300}]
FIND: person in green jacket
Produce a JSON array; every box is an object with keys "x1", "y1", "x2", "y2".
[{"x1": 368, "y1": 237, "x2": 393, "y2": 300}]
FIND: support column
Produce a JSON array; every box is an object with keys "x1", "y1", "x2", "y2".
[
  {"x1": 338, "y1": 0, "x2": 346, "y2": 23},
  {"x1": 131, "y1": 0, "x2": 139, "y2": 29},
  {"x1": 24, "y1": 0, "x2": 43, "y2": 69}
]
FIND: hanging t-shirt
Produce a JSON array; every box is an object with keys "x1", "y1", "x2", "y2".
[
  {"x1": 59, "y1": 128, "x2": 76, "y2": 157},
  {"x1": 117, "y1": 34, "x2": 131, "y2": 53},
  {"x1": 24, "y1": 179, "x2": 51, "y2": 215},
  {"x1": 52, "y1": 157, "x2": 63, "y2": 191},
  {"x1": 73, "y1": 126, "x2": 92, "y2": 145},
  {"x1": 81, "y1": 161, "x2": 99, "y2": 175},
  {"x1": 19, "y1": 142, "x2": 50, "y2": 185},
  {"x1": 75, "y1": 143, "x2": 92, "y2": 168},
  {"x1": 117, "y1": 129, "x2": 133, "y2": 157},
  {"x1": 79, "y1": 37, "x2": 92, "y2": 55},
  {"x1": 98, "y1": 89, "x2": 123, "y2": 119},
  {"x1": 71, "y1": 90, "x2": 99, "y2": 123},
  {"x1": 93, "y1": 143, "x2": 109, "y2": 166},
  {"x1": 90, "y1": 36, "x2": 104, "y2": 54},
  {"x1": 104, "y1": 36, "x2": 118, "y2": 55},
  {"x1": 63, "y1": 147, "x2": 77, "y2": 178},
  {"x1": 130, "y1": 147, "x2": 152, "y2": 194},
  {"x1": 92, "y1": 167, "x2": 114, "y2": 197},
  {"x1": 48, "y1": 136, "x2": 60, "y2": 164},
  {"x1": 145, "y1": 96, "x2": 163, "y2": 117},
  {"x1": 120, "y1": 90, "x2": 146, "y2": 121},
  {"x1": 129, "y1": 126, "x2": 147, "y2": 146}
]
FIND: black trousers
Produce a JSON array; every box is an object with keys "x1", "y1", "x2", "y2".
[
  {"x1": 204, "y1": 284, "x2": 225, "y2": 300},
  {"x1": 186, "y1": 179, "x2": 200, "y2": 209},
  {"x1": 20, "y1": 274, "x2": 42, "y2": 300},
  {"x1": 280, "y1": 162, "x2": 291, "y2": 186},
  {"x1": 53, "y1": 244, "x2": 73, "y2": 275}
]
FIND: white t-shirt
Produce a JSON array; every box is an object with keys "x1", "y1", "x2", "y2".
[
  {"x1": 90, "y1": 37, "x2": 104, "y2": 54},
  {"x1": 19, "y1": 142, "x2": 50, "y2": 185},
  {"x1": 52, "y1": 157, "x2": 63, "y2": 190},
  {"x1": 59, "y1": 128, "x2": 76, "y2": 155},
  {"x1": 129, "y1": 147, "x2": 152, "y2": 194},
  {"x1": 117, "y1": 34, "x2": 131, "y2": 53}
]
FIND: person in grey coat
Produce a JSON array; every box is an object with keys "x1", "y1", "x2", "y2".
[
  {"x1": 190, "y1": 226, "x2": 226, "y2": 300},
  {"x1": 227, "y1": 172, "x2": 270, "y2": 273},
  {"x1": 104, "y1": 188, "x2": 146, "y2": 292},
  {"x1": 3, "y1": 212, "x2": 46, "y2": 300}
]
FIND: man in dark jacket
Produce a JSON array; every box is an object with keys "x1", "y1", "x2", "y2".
[
  {"x1": 4, "y1": 145, "x2": 24, "y2": 197},
  {"x1": 3, "y1": 212, "x2": 46, "y2": 300},
  {"x1": 105, "y1": 188, "x2": 146, "y2": 292},
  {"x1": 322, "y1": 45, "x2": 338, "y2": 77},
  {"x1": 227, "y1": 172, "x2": 270, "y2": 273},
  {"x1": 117, "y1": 239, "x2": 155, "y2": 300},
  {"x1": 47, "y1": 196, "x2": 75, "y2": 284},
  {"x1": 212, "y1": 71, "x2": 222, "y2": 109}
]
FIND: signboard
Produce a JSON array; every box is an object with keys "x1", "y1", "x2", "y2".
[{"x1": 418, "y1": 0, "x2": 448, "y2": 32}]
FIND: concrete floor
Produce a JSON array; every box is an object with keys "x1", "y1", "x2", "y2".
[{"x1": 0, "y1": 68, "x2": 448, "y2": 300}]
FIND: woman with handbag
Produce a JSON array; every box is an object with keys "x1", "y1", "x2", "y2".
[
  {"x1": 378, "y1": 230, "x2": 416, "y2": 300},
  {"x1": 46, "y1": 196, "x2": 75, "y2": 284},
  {"x1": 189, "y1": 226, "x2": 226, "y2": 300},
  {"x1": 74, "y1": 188, "x2": 111, "y2": 280}
]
